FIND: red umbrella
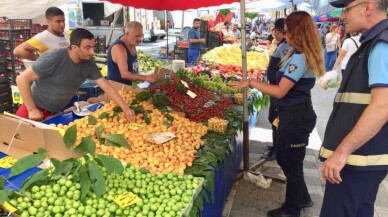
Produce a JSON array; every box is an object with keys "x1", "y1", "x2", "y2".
[{"x1": 103, "y1": 0, "x2": 239, "y2": 11}]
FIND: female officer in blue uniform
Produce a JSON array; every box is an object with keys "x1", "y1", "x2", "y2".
[{"x1": 230, "y1": 11, "x2": 325, "y2": 217}]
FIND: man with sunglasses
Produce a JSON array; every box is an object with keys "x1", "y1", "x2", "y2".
[{"x1": 319, "y1": 1, "x2": 388, "y2": 216}]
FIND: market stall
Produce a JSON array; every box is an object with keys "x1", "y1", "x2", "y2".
[{"x1": 0, "y1": 1, "x2": 274, "y2": 216}]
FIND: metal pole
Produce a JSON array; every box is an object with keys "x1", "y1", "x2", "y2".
[
  {"x1": 240, "y1": 0, "x2": 249, "y2": 171},
  {"x1": 180, "y1": 11, "x2": 185, "y2": 40},
  {"x1": 166, "y1": 10, "x2": 169, "y2": 58}
]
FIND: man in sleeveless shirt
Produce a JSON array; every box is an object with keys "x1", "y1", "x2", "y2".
[{"x1": 107, "y1": 21, "x2": 157, "y2": 85}]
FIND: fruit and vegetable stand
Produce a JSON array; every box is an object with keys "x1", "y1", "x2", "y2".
[{"x1": 0, "y1": 73, "x2": 252, "y2": 217}]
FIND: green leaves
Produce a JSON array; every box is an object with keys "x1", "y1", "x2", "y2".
[
  {"x1": 101, "y1": 134, "x2": 129, "y2": 149},
  {"x1": 74, "y1": 136, "x2": 96, "y2": 155},
  {"x1": 96, "y1": 155, "x2": 124, "y2": 174},
  {"x1": 152, "y1": 89, "x2": 170, "y2": 108},
  {"x1": 99, "y1": 112, "x2": 110, "y2": 119},
  {"x1": 0, "y1": 189, "x2": 14, "y2": 204},
  {"x1": 88, "y1": 161, "x2": 105, "y2": 198},
  {"x1": 88, "y1": 115, "x2": 97, "y2": 125},
  {"x1": 9, "y1": 153, "x2": 46, "y2": 178},
  {"x1": 136, "y1": 91, "x2": 152, "y2": 102},
  {"x1": 175, "y1": 83, "x2": 187, "y2": 94},
  {"x1": 21, "y1": 169, "x2": 49, "y2": 191},
  {"x1": 79, "y1": 172, "x2": 91, "y2": 201},
  {"x1": 63, "y1": 124, "x2": 78, "y2": 149}
]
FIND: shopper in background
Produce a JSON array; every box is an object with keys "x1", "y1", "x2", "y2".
[
  {"x1": 221, "y1": 21, "x2": 234, "y2": 43},
  {"x1": 187, "y1": 18, "x2": 206, "y2": 65},
  {"x1": 107, "y1": 21, "x2": 156, "y2": 85},
  {"x1": 319, "y1": 0, "x2": 388, "y2": 216},
  {"x1": 15, "y1": 28, "x2": 135, "y2": 122},
  {"x1": 332, "y1": 32, "x2": 361, "y2": 74},
  {"x1": 232, "y1": 24, "x2": 241, "y2": 40},
  {"x1": 324, "y1": 24, "x2": 341, "y2": 71},
  {"x1": 265, "y1": 24, "x2": 275, "y2": 47},
  {"x1": 230, "y1": 11, "x2": 324, "y2": 217},
  {"x1": 261, "y1": 18, "x2": 290, "y2": 162},
  {"x1": 13, "y1": 7, "x2": 69, "y2": 60}
]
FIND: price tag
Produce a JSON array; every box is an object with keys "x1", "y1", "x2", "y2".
[
  {"x1": 128, "y1": 123, "x2": 142, "y2": 131},
  {"x1": 3, "y1": 202, "x2": 17, "y2": 213},
  {"x1": 187, "y1": 90, "x2": 197, "y2": 98},
  {"x1": 113, "y1": 192, "x2": 142, "y2": 208},
  {"x1": 0, "y1": 156, "x2": 17, "y2": 168},
  {"x1": 180, "y1": 80, "x2": 189, "y2": 88}
]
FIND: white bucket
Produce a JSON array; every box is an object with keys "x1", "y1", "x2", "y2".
[{"x1": 172, "y1": 60, "x2": 185, "y2": 72}]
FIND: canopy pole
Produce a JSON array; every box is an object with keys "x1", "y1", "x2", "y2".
[
  {"x1": 180, "y1": 11, "x2": 185, "y2": 40},
  {"x1": 240, "y1": 0, "x2": 249, "y2": 171},
  {"x1": 106, "y1": 10, "x2": 122, "y2": 48}
]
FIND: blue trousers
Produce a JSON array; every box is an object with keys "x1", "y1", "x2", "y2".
[
  {"x1": 324, "y1": 48, "x2": 337, "y2": 71},
  {"x1": 320, "y1": 169, "x2": 388, "y2": 217},
  {"x1": 276, "y1": 105, "x2": 316, "y2": 214},
  {"x1": 188, "y1": 48, "x2": 200, "y2": 65}
]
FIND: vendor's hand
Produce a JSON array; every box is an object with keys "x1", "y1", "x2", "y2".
[
  {"x1": 321, "y1": 150, "x2": 348, "y2": 184},
  {"x1": 145, "y1": 74, "x2": 157, "y2": 83},
  {"x1": 123, "y1": 108, "x2": 136, "y2": 122},
  {"x1": 229, "y1": 80, "x2": 250, "y2": 88},
  {"x1": 200, "y1": 38, "x2": 206, "y2": 44},
  {"x1": 28, "y1": 108, "x2": 44, "y2": 121}
]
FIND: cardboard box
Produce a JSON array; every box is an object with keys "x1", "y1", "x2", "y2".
[
  {"x1": 0, "y1": 113, "x2": 79, "y2": 161},
  {"x1": 154, "y1": 67, "x2": 175, "y2": 80},
  {"x1": 100, "y1": 20, "x2": 109, "y2": 26}
]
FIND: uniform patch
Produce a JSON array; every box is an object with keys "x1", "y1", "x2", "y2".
[
  {"x1": 288, "y1": 64, "x2": 298, "y2": 73},
  {"x1": 282, "y1": 49, "x2": 288, "y2": 55}
]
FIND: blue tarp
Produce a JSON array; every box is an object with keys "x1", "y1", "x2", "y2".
[{"x1": 0, "y1": 152, "x2": 42, "y2": 191}]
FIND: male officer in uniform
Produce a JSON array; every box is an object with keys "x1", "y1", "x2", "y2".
[{"x1": 320, "y1": 0, "x2": 388, "y2": 216}]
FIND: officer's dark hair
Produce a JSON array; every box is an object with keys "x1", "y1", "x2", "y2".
[
  {"x1": 274, "y1": 18, "x2": 286, "y2": 34},
  {"x1": 193, "y1": 18, "x2": 201, "y2": 23},
  {"x1": 45, "y1": 7, "x2": 64, "y2": 19},
  {"x1": 70, "y1": 28, "x2": 94, "y2": 47}
]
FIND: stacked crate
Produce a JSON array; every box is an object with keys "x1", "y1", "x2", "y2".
[
  {"x1": 199, "y1": 20, "x2": 209, "y2": 48},
  {"x1": 94, "y1": 35, "x2": 106, "y2": 54},
  {"x1": 0, "y1": 18, "x2": 32, "y2": 112},
  {"x1": 207, "y1": 31, "x2": 222, "y2": 50}
]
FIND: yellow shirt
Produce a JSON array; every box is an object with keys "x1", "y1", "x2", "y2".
[{"x1": 27, "y1": 30, "x2": 69, "y2": 55}]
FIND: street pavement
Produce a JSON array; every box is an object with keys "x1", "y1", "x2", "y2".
[{"x1": 224, "y1": 85, "x2": 388, "y2": 217}]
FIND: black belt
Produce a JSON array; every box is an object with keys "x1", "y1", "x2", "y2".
[{"x1": 277, "y1": 101, "x2": 312, "y2": 111}]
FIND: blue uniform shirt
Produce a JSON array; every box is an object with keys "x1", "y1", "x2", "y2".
[
  {"x1": 188, "y1": 27, "x2": 201, "y2": 49},
  {"x1": 107, "y1": 38, "x2": 139, "y2": 85},
  {"x1": 368, "y1": 41, "x2": 388, "y2": 88},
  {"x1": 275, "y1": 51, "x2": 316, "y2": 106},
  {"x1": 266, "y1": 39, "x2": 290, "y2": 84}
]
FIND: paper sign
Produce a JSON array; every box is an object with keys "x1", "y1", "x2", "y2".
[
  {"x1": 0, "y1": 156, "x2": 17, "y2": 168},
  {"x1": 128, "y1": 123, "x2": 143, "y2": 131},
  {"x1": 113, "y1": 192, "x2": 142, "y2": 208},
  {"x1": 3, "y1": 202, "x2": 17, "y2": 213},
  {"x1": 187, "y1": 90, "x2": 197, "y2": 98},
  {"x1": 146, "y1": 132, "x2": 176, "y2": 145},
  {"x1": 180, "y1": 80, "x2": 189, "y2": 88}
]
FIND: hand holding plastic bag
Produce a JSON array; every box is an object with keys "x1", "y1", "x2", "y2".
[{"x1": 317, "y1": 70, "x2": 340, "y2": 90}]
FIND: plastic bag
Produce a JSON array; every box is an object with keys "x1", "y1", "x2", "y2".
[
  {"x1": 243, "y1": 172, "x2": 272, "y2": 189},
  {"x1": 317, "y1": 70, "x2": 340, "y2": 90}
]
